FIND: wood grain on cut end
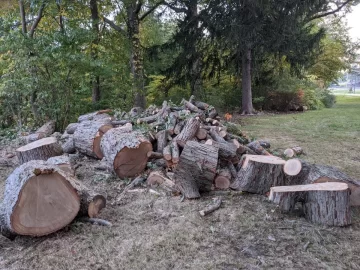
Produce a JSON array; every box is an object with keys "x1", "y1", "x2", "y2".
[{"x1": 284, "y1": 159, "x2": 302, "y2": 176}]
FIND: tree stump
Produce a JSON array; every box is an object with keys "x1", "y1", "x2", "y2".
[
  {"x1": 16, "y1": 137, "x2": 63, "y2": 165},
  {"x1": 73, "y1": 120, "x2": 113, "y2": 159},
  {"x1": 100, "y1": 128, "x2": 152, "y2": 178},
  {"x1": 230, "y1": 155, "x2": 286, "y2": 194},
  {"x1": 0, "y1": 160, "x2": 106, "y2": 237},
  {"x1": 173, "y1": 141, "x2": 218, "y2": 198},
  {"x1": 269, "y1": 183, "x2": 351, "y2": 226}
]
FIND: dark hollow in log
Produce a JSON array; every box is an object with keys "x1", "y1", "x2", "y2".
[
  {"x1": 173, "y1": 141, "x2": 218, "y2": 199},
  {"x1": 269, "y1": 183, "x2": 351, "y2": 226},
  {"x1": 16, "y1": 137, "x2": 63, "y2": 165},
  {"x1": 100, "y1": 128, "x2": 152, "y2": 178},
  {"x1": 73, "y1": 120, "x2": 112, "y2": 159},
  {"x1": 230, "y1": 155, "x2": 286, "y2": 194}
]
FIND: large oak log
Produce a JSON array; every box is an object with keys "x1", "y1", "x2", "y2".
[
  {"x1": 16, "y1": 137, "x2": 63, "y2": 165},
  {"x1": 284, "y1": 159, "x2": 360, "y2": 206},
  {"x1": 230, "y1": 155, "x2": 286, "y2": 194},
  {"x1": 269, "y1": 183, "x2": 351, "y2": 226},
  {"x1": 173, "y1": 141, "x2": 218, "y2": 199},
  {"x1": 73, "y1": 120, "x2": 112, "y2": 159},
  {"x1": 100, "y1": 128, "x2": 152, "y2": 178},
  {"x1": 0, "y1": 160, "x2": 106, "y2": 237}
]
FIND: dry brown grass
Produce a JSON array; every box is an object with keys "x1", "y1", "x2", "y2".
[{"x1": 1, "y1": 96, "x2": 360, "y2": 269}]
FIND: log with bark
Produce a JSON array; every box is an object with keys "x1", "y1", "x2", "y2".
[
  {"x1": 61, "y1": 135, "x2": 76, "y2": 154},
  {"x1": 65, "y1": 123, "x2": 79, "y2": 134},
  {"x1": 173, "y1": 141, "x2": 218, "y2": 199},
  {"x1": 23, "y1": 120, "x2": 56, "y2": 143},
  {"x1": 73, "y1": 119, "x2": 113, "y2": 159},
  {"x1": 100, "y1": 128, "x2": 153, "y2": 178},
  {"x1": 284, "y1": 147, "x2": 303, "y2": 158},
  {"x1": 156, "y1": 130, "x2": 168, "y2": 153},
  {"x1": 247, "y1": 140, "x2": 271, "y2": 156},
  {"x1": 16, "y1": 137, "x2": 63, "y2": 165},
  {"x1": 47, "y1": 155, "x2": 75, "y2": 176},
  {"x1": 230, "y1": 155, "x2": 287, "y2": 194},
  {"x1": 147, "y1": 170, "x2": 179, "y2": 193},
  {"x1": 199, "y1": 197, "x2": 222, "y2": 216},
  {"x1": 284, "y1": 159, "x2": 360, "y2": 206},
  {"x1": 0, "y1": 160, "x2": 106, "y2": 237},
  {"x1": 174, "y1": 118, "x2": 200, "y2": 147},
  {"x1": 214, "y1": 167, "x2": 232, "y2": 189},
  {"x1": 78, "y1": 110, "x2": 112, "y2": 122},
  {"x1": 269, "y1": 182, "x2": 351, "y2": 226}
]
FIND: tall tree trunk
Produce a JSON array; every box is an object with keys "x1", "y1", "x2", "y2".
[
  {"x1": 241, "y1": 48, "x2": 254, "y2": 114},
  {"x1": 127, "y1": 3, "x2": 146, "y2": 109},
  {"x1": 90, "y1": 0, "x2": 101, "y2": 104},
  {"x1": 19, "y1": 0, "x2": 27, "y2": 34}
]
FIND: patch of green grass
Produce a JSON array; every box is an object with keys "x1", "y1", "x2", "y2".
[{"x1": 241, "y1": 95, "x2": 360, "y2": 178}]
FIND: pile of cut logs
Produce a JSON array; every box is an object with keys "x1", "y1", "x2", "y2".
[{"x1": 1, "y1": 96, "x2": 360, "y2": 239}]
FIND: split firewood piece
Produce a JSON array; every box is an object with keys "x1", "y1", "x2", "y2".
[
  {"x1": 194, "y1": 101, "x2": 210, "y2": 110},
  {"x1": 147, "y1": 171, "x2": 179, "y2": 193},
  {"x1": 174, "y1": 118, "x2": 200, "y2": 147},
  {"x1": 182, "y1": 99, "x2": 199, "y2": 112},
  {"x1": 215, "y1": 168, "x2": 232, "y2": 189},
  {"x1": 65, "y1": 123, "x2": 79, "y2": 134},
  {"x1": 199, "y1": 197, "x2": 222, "y2": 216},
  {"x1": 0, "y1": 160, "x2": 106, "y2": 237},
  {"x1": 47, "y1": 155, "x2": 75, "y2": 176},
  {"x1": 171, "y1": 141, "x2": 180, "y2": 164},
  {"x1": 100, "y1": 128, "x2": 152, "y2": 178},
  {"x1": 231, "y1": 139, "x2": 247, "y2": 154},
  {"x1": 230, "y1": 155, "x2": 286, "y2": 194},
  {"x1": 269, "y1": 183, "x2": 351, "y2": 226},
  {"x1": 61, "y1": 136, "x2": 76, "y2": 154},
  {"x1": 16, "y1": 137, "x2": 63, "y2": 165},
  {"x1": 284, "y1": 147, "x2": 303, "y2": 158},
  {"x1": 73, "y1": 119, "x2": 113, "y2": 159},
  {"x1": 247, "y1": 140, "x2": 271, "y2": 156},
  {"x1": 156, "y1": 130, "x2": 168, "y2": 153},
  {"x1": 174, "y1": 120, "x2": 185, "y2": 135},
  {"x1": 167, "y1": 112, "x2": 178, "y2": 135},
  {"x1": 173, "y1": 141, "x2": 218, "y2": 199},
  {"x1": 78, "y1": 110, "x2": 112, "y2": 122},
  {"x1": 196, "y1": 128, "x2": 208, "y2": 140},
  {"x1": 147, "y1": 151, "x2": 164, "y2": 159},
  {"x1": 111, "y1": 119, "x2": 132, "y2": 126},
  {"x1": 209, "y1": 128, "x2": 227, "y2": 143},
  {"x1": 284, "y1": 159, "x2": 360, "y2": 206},
  {"x1": 227, "y1": 162, "x2": 237, "y2": 179},
  {"x1": 163, "y1": 145, "x2": 172, "y2": 161},
  {"x1": 205, "y1": 139, "x2": 237, "y2": 161},
  {"x1": 24, "y1": 120, "x2": 56, "y2": 143}
]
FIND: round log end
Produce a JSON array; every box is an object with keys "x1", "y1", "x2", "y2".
[
  {"x1": 11, "y1": 172, "x2": 80, "y2": 236},
  {"x1": 284, "y1": 159, "x2": 302, "y2": 176},
  {"x1": 88, "y1": 195, "x2": 106, "y2": 218}
]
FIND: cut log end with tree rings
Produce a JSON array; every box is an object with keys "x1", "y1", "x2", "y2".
[
  {"x1": 214, "y1": 175, "x2": 231, "y2": 189},
  {"x1": 101, "y1": 129, "x2": 153, "y2": 178},
  {"x1": 196, "y1": 128, "x2": 208, "y2": 140},
  {"x1": 88, "y1": 195, "x2": 106, "y2": 218},
  {"x1": 284, "y1": 159, "x2": 302, "y2": 176},
  {"x1": 16, "y1": 137, "x2": 63, "y2": 165}
]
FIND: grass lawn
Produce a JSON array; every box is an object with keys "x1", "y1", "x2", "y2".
[{"x1": 240, "y1": 95, "x2": 360, "y2": 178}]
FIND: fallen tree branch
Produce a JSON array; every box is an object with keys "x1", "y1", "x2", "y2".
[{"x1": 199, "y1": 197, "x2": 223, "y2": 216}]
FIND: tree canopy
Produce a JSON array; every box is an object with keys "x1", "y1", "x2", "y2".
[{"x1": 0, "y1": 0, "x2": 359, "y2": 129}]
